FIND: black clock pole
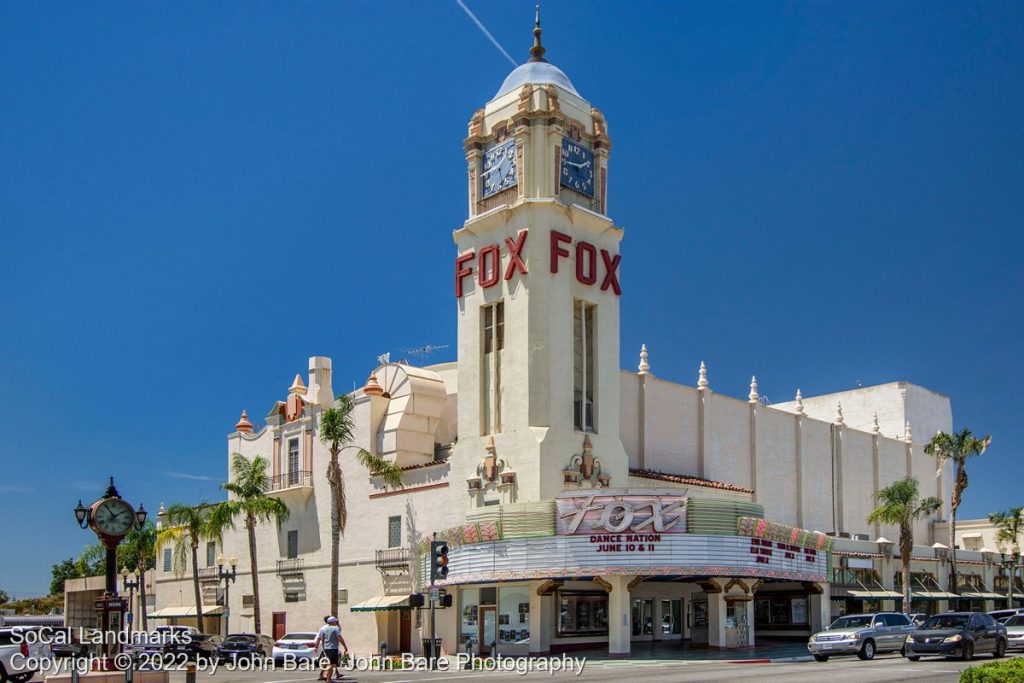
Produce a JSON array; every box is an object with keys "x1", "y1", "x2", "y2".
[{"x1": 106, "y1": 547, "x2": 118, "y2": 596}]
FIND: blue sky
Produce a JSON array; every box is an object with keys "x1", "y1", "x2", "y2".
[{"x1": 1, "y1": 1, "x2": 1021, "y2": 597}]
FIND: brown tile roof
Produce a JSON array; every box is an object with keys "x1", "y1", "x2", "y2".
[
  {"x1": 629, "y1": 468, "x2": 753, "y2": 494},
  {"x1": 399, "y1": 459, "x2": 449, "y2": 472}
]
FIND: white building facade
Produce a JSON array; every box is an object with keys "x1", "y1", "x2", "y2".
[{"x1": 152, "y1": 27, "x2": 1011, "y2": 656}]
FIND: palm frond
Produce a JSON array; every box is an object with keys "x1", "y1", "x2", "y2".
[{"x1": 356, "y1": 449, "x2": 404, "y2": 489}]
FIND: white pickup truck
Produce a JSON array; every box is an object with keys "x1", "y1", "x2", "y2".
[{"x1": 0, "y1": 627, "x2": 48, "y2": 683}]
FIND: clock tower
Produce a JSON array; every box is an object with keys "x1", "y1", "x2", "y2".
[{"x1": 453, "y1": 12, "x2": 627, "y2": 505}]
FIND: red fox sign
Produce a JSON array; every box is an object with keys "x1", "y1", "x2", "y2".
[{"x1": 455, "y1": 229, "x2": 621, "y2": 297}]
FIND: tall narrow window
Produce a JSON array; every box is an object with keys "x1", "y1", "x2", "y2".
[
  {"x1": 481, "y1": 301, "x2": 504, "y2": 435},
  {"x1": 287, "y1": 530, "x2": 298, "y2": 559},
  {"x1": 388, "y1": 516, "x2": 402, "y2": 548},
  {"x1": 206, "y1": 541, "x2": 216, "y2": 567},
  {"x1": 163, "y1": 548, "x2": 172, "y2": 573},
  {"x1": 574, "y1": 301, "x2": 596, "y2": 432},
  {"x1": 287, "y1": 438, "x2": 299, "y2": 486}
]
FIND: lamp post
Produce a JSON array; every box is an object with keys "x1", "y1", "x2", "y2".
[
  {"x1": 120, "y1": 568, "x2": 139, "y2": 635},
  {"x1": 1002, "y1": 552, "x2": 1021, "y2": 609},
  {"x1": 216, "y1": 555, "x2": 238, "y2": 636}
]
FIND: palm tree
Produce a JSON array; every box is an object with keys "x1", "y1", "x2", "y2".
[
  {"x1": 220, "y1": 453, "x2": 290, "y2": 634},
  {"x1": 867, "y1": 477, "x2": 943, "y2": 613},
  {"x1": 157, "y1": 503, "x2": 231, "y2": 630},
  {"x1": 320, "y1": 393, "x2": 403, "y2": 616},
  {"x1": 989, "y1": 507, "x2": 1024, "y2": 555},
  {"x1": 120, "y1": 521, "x2": 158, "y2": 631},
  {"x1": 924, "y1": 428, "x2": 992, "y2": 593}
]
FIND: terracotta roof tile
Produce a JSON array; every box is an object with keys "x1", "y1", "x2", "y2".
[{"x1": 629, "y1": 468, "x2": 753, "y2": 494}]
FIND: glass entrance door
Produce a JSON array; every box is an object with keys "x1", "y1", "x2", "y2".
[
  {"x1": 631, "y1": 599, "x2": 653, "y2": 637},
  {"x1": 660, "y1": 599, "x2": 683, "y2": 638},
  {"x1": 479, "y1": 606, "x2": 497, "y2": 655}
]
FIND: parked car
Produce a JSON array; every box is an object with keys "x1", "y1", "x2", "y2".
[
  {"x1": 907, "y1": 613, "x2": 929, "y2": 628},
  {"x1": 0, "y1": 627, "x2": 48, "y2": 683},
  {"x1": 808, "y1": 612, "x2": 914, "y2": 661},
  {"x1": 1003, "y1": 615, "x2": 1024, "y2": 651},
  {"x1": 216, "y1": 634, "x2": 274, "y2": 662},
  {"x1": 988, "y1": 608, "x2": 1024, "y2": 624},
  {"x1": 272, "y1": 632, "x2": 323, "y2": 667},
  {"x1": 904, "y1": 612, "x2": 1008, "y2": 660},
  {"x1": 165, "y1": 633, "x2": 221, "y2": 662},
  {"x1": 128, "y1": 625, "x2": 200, "y2": 659},
  {"x1": 47, "y1": 628, "x2": 91, "y2": 658}
]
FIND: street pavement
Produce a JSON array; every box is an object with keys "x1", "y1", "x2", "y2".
[{"x1": 158, "y1": 651, "x2": 1023, "y2": 683}]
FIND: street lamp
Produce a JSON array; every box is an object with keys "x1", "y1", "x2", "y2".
[
  {"x1": 121, "y1": 567, "x2": 139, "y2": 635},
  {"x1": 1002, "y1": 552, "x2": 1021, "y2": 609},
  {"x1": 74, "y1": 500, "x2": 90, "y2": 528},
  {"x1": 216, "y1": 555, "x2": 238, "y2": 636}
]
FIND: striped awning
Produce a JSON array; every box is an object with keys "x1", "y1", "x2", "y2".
[
  {"x1": 911, "y1": 590, "x2": 959, "y2": 599},
  {"x1": 349, "y1": 595, "x2": 411, "y2": 612},
  {"x1": 148, "y1": 606, "x2": 224, "y2": 618},
  {"x1": 959, "y1": 591, "x2": 1004, "y2": 600}
]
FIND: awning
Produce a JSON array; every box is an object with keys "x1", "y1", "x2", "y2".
[
  {"x1": 961, "y1": 532, "x2": 983, "y2": 539},
  {"x1": 848, "y1": 590, "x2": 902, "y2": 599},
  {"x1": 959, "y1": 592, "x2": 1004, "y2": 600},
  {"x1": 148, "y1": 606, "x2": 225, "y2": 619},
  {"x1": 350, "y1": 595, "x2": 411, "y2": 612},
  {"x1": 911, "y1": 591, "x2": 959, "y2": 599}
]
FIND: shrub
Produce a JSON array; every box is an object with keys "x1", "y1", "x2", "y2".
[{"x1": 960, "y1": 657, "x2": 1024, "y2": 683}]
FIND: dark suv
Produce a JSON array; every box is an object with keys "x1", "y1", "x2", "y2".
[{"x1": 905, "y1": 612, "x2": 1008, "y2": 661}]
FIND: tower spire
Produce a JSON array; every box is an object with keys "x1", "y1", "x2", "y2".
[{"x1": 529, "y1": 2, "x2": 547, "y2": 63}]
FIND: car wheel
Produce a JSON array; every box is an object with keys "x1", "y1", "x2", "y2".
[
  {"x1": 993, "y1": 639, "x2": 1006, "y2": 659},
  {"x1": 857, "y1": 639, "x2": 876, "y2": 660},
  {"x1": 906, "y1": 655, "x2": 920, "y2": 661},
  {"x1": 961, "y1": 642, "x2": 974, "y2": 661},
  {"x1": 813, "y1": 654, "x2": 829, "y2": 662}
]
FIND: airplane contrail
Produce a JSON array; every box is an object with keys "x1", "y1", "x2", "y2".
[{"x1": 455, "y1": 0, "x2": 518, "y2": 67}]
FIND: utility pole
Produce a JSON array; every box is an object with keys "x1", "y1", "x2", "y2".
[{"x1": 429, "y1": 532, "x2": 437, "y2": 670}]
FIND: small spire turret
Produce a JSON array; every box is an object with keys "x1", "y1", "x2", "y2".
[{"x1": 529, "y1": 3, "x2": 547, "y2": 63}]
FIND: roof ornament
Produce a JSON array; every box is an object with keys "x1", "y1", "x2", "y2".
[
  {"x1": 362, "y1": 372, "x2": 384, "y2": 397},
  {"x1": 872, "y1": 412, "x2": 880, "y2": 434},
  {"x1": 794, "y1": 389, "x2": 804, "y2": 414},
  {"x1": 289, "y1": 373, "x2": 306, "y2": 395},
  {"x1": 748, "y1": 376, "x2": 759, "y2": 403},
  {"x1": 697, "y1": 361, "x2": 709, "y2": 389},
  {"x1": 638, "y1": 344, "x2": 650, "y2": 375},
  {"x1": 835, "y1": 401, "x2": 844, "y2": 425},
  {"x1": 529, "y1": 2, "x2": 547, "y2": 63},
  {"x1": 235, "y1": 409, "x2": 253, "y2": 434}
]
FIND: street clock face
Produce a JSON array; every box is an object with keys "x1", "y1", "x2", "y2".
[
  {"x1": 94, "y1": 497, "x2": 135, "y2": 537},
  {"x1": 482, "y1": 138, "x2": 517, "y2": 198},
  {"x1": 560, "y1": 138, "x2": 594, "y2": 197}
]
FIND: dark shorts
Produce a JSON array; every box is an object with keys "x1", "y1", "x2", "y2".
[{"x1": 324, "y1": 649, "x2": 340, "y2": 666}]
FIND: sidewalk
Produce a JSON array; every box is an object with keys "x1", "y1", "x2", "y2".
[{"x1": 569, "y1": 638, "x2": 813, "y2": 663}]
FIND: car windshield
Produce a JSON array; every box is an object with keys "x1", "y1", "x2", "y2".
[
  {"x1": 925, "y1": 615, "x2": 969, "y2": 630},
  {"x1": 1005, "y1": 616, "x2": 1024, "y2": 627},
  {"x1": 828, "y1": 616, "x2": 872, "y2": 629},
  {"x1": 282, "y1": 633, "x2": 316, "y2": 641}
]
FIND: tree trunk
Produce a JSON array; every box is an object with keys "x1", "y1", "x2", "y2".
[
  {"x1": 248, "y1": 515, "x2": 262, "y2": 634},
  {"x1": 902, "y1": 523, "x2": 912, "y2": 614},
  {"x1": 138, "y1": 559, "x2": 148, "y2": 632},
  {"x1": 330, "y1": 461, "x2": 340, "y2": 617},
  {"x1": 191, "y1": 542, "x2": 203, "y2": 631}
]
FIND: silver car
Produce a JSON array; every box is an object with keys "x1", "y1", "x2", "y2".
[
  {"x1": 1005, "y1": 614, "x2": 1024, "y2": 651},
  {"x1": 808, "y1": 612, "x2": 914, "y2": 661}
]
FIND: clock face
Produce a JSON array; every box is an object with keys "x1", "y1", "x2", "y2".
[
  {"x1": 560, "y1": 138, "x2": 595, "y2": 197},
  {"x1": 94, "y1": 498, "x2": 136, "y2": 537},
  {"x1": 481, "y1": 138, "x2": 517, "y2": 198}
]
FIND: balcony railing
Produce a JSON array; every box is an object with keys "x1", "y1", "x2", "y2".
[
  {"x1": 276, "y1": 558, "x2": 304, "y2": 576},
  {"x1": 375, "y1": 548, "x2": 410, "y2": 571},
  {"x1": 266, "y1": 470, "x2": 313, "y2": 492},
  {"x1": 197, "y1": 567, "x2": 219, "y2": 582}
]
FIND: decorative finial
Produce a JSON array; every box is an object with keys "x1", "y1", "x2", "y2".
[
  {"x1": 485, "y1": 435, "x2": 496, "y2": 454},
  {"x1": 529, "y1": 2, "x2": 547, "y2": 63},
  {"x1": 362, "y1": 372, "x2": 384, "y2": 397},
  {"x1": 834, "y1": 401, "x2": 844, "y2": 425},
  {"x1": 697, "y1": 361, "x2": 709, "y2": 389},
  {"x1": 872, "y1": 412, "x2": 880, "y2": 434},
  {"x1": 235, "y1": 409, "x2": 253, "y2": 434},
  {"x1": 582, "y1": 434, "x2": 592, "y2": 455},
  {"x1": 289, "y1": 373, "x2": 307, "y2": 395},
  {"x1": 638, "y1": 344, "x2": 650, "y2": 375},
  {"x1": 158, "y1": 502, "x2": 166, "y2": 516},
  {"x1": 794, "y1": 389, "x2": 804, "y2": 414},
  {"x1": 748, "y1": 376, "x2": 759, "y2": 403},
  {"x1": 904, "y1": 420, "x2": 913, "y2": 443}
]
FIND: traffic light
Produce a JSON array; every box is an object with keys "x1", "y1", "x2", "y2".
[
  {"x1": 440, "y1": 593, "x2": 453, "y2": 608},
  {"x1": 409, "y1": 593, "x2": 425, "y2": 608},
  {"x1": 430, "y1": 540, "x2": 449, "y2": 581}
]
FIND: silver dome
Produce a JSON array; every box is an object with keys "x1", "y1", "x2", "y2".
[{"x1": 494, "y1": 61, "x2": 581, "y2": 99}]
